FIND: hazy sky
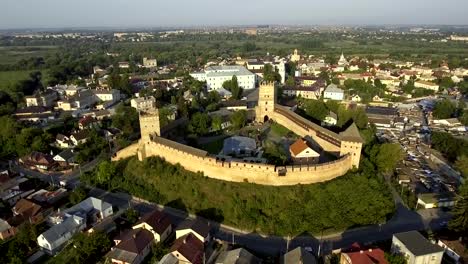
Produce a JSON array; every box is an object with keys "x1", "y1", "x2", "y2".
[{"x1": 2, "y1": 0, "x2": 468, "y2": 29}]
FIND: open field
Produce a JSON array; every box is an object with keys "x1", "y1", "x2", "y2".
[
  {"x1": 0, "y1": 46, "x2": 58, "y2": 65},
  {"x1": 0, "y1": 70, "x2": 49, "y2": 88}
]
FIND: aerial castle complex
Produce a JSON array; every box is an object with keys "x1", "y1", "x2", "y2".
[{"x1": 114, "y1": 82, "x2": 363, "y2": 186}]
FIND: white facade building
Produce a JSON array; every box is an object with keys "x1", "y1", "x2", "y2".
[
  {"x1": 323, "y1": 84, "x2": 344, "y2": 101},
  {"x1": 392, "y1": 231, "x2": 444, "y2": 264},
  {"x1": 190, "y1": 66, "x2": 256, "y2": 91},
  {"x1": 131, "y1": 96, "x2": 156, "y2": 111}
]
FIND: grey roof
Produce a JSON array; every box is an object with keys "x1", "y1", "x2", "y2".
[
  {"x1": 159, "y1": 253, "x2": 179, "y2": 264},
  {"x1": 393, "y1": 231, "x2": 444, "y2": 256},
  {"x1": 205, "y1": 66, "x2": 255, "y2": 77},
  {"x1": 339, "y1": 123, "x2": 364, "y2": 143},
  {"x1": 40, "y1": 215, "x2": 82, "y2": 243},
  {"x1": 0, "y1": 218, "x2": 11, "y2": 232},
  {"x1": 324, "y1": 84, "x2": 343, "y2": 94},
  {"x1": 281, "y1": 247, "x2": 316, "y2": 264},
  {"x1": 55, "y1": 149, "x2": 75, "y2": 161},
  {"x1": 176, "y1": 219, "x2": 211, "y2": 239},
  {"x1": 223, "y1": 136, "x2": 257, "y2": 155},
  {"x1": 65, "y1": 197, "x2": 112, "y2": 216},
  {"x1": 216, "y1": 248, "x2": 262, "y2": 264},
  {"x1": 106, "y1": 248, "x2": 138, "y2": 263}
]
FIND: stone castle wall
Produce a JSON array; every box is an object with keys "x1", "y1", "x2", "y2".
[{"x1": 112, "y1": 138, "x2": 353, "y2": 186}]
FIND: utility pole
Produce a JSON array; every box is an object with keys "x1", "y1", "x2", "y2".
[
  {"x1": 232, "y1": 233, "x2": 235, "y2": 245},
  {"x1": 286, "y1": 235, "x2": 290, "y2": 252}
]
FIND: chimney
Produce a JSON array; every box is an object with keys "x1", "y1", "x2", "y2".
[
  {"x1": 183, "y1": 237, "x2": 187, "y2": 244},
  {"x1": 369, "y1": 249, "x2": 372, "y2": 252},
  {"x1": 360, "y1": 250, "x2": 364, "y2": 254}
]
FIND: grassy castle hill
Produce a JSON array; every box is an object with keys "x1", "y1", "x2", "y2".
[{"x1": 83, "y1": 154, "x2": 395, "y2": 236}]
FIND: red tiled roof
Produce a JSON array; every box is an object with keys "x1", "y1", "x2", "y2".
[
  {"x1": 13, "y1": 199, "x2": 42, "y2": 218},
  {"x1": 289, "y1": 139, "x2": 310, "y2": 157},
  {"x1": 343, "y1": 249, "x2": 388, "y2": 264},
  {"x1": 171, "y1": 233, "x2": 204, "y2": 264},
  {"x1": 137, "y1": 209, "x2": 172, "y2": 235},
  {"x1": 115, "y1": 228, "x2": 154, "y2": 254}
]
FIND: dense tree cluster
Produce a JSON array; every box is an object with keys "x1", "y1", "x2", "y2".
[
  {"x1": 432, "y1": 99, "x2": 457, "y2": 119},
  {"x1": 431, "y1": 132, "x2": 468, "y2": 162},
  {"x1": 48, "y1": 232, "x2": 111, "y2": 263}
]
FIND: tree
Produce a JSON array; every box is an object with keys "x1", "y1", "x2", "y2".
[
  {"x1": 223, "y1": 75, "x2": 242, "y2": 99},
  {"x1": 302, "y1": 99, "x2": 328, "y2": 121},
  {"x1": 96, "y1": 161, "x2": 116, "y2": 186},
  {"x1": 385, "y1": 253, "x2": 407, "y2": 264},
  {"x1": 69, "y1": 186, "x2": 87, "y2": 204},
  {"x1": 124, "y1": 208, "x2": 139, "y2": 224},
  {"x1": 263, "y1": 64, "x2": 281, "y2": 83},
  {"x1": 433, "y1": 99, "x2": 456, "y2": 119},
  {"x1": 449, "y1": 183, "x2": 468, "y2": 238},
  {"x1": 455, "y1": 155, "x2": 468, "y2": 179},
  {"x1": 370, "y1": 143, "x2": 403, "y2": 174},
  {"x1": 230, "y1": 110, "x2": 247, "y2": 130},
  {"x1": 188, "y1": 112, "x2": 211, "y2": 136},
  {"x1": 211, "y1": 115, "x2": 223, "y2": 132}
]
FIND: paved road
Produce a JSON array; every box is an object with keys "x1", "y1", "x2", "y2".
[{"x1": 14, "y1": 164, "x2": 451, "y2": 257}]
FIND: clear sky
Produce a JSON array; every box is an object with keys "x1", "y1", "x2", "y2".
[{"x1": 2, "y1": 0, "x2": 468, "y2": 29}]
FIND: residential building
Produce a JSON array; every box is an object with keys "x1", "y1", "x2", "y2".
[
  {"x1": 437, "y1": 239, "x2": 468, "y2": 264},
  {"x1": 351, "y1": 94, "x2": 362, "y2": 102},
  {"x1": 143, "y1": 58, "x2": 157, "y2": 68},
  {"x1": 19, "y1": 152, "x2": 56, "y2": 171},
  {"x1": 93, "y1": 88, "x2": 121, "y2": 103},
  {"x1": 432, "y1": 118, "x2": 462, "y2": 127},
  {"x1": 175, "y1": 219, "x2": 211, "y2": 243},
  {"x1": 324, "y1": 84, "x2": 344, "y2": 101},
  {"x1": 170, "y1": 233, "x2": 204, "y2": 264},
  {"x1": 37, "y1": 215, "x2": 86, "y2": 255},
  {"x1": 289, "y1": 139, "x2": 320, "y2": 164},
  {"x1": 56, "y1": 134, "x2": 72, "y2": 148},
  {"x1": 417, "y1": 193, "x2": 456, "y2": 209},
  {"x1": 283, "y1": 86, "x2": 323, "y2": 100},
  {"x1": 79, "y1": 116, "x2": 99, "y2": 130},
  {"x1": 106, "y1": 228, "x2": 154, "y2": 264},
  {"x1": 12, "y1": 198, "x2": 48, "y2": 223},
  {"x1": 414, "y1": 80, "x2": 440, "y2": 91},
  {"x1": 323, "y1": 111, "x2": 338, "y2": 126},
  {"x1": 0, "y1": 218, "x2": 17, "y2": 240},
  {"x1": 27, "y1": 188, "x2": 68, "y2": 206},
  {"x1": 70, "y1": 130, "x2": 90, "y2": 146},
  {"x1": 281, "y1": 247, "x2": 316, "y2": 264},
  {"x1": 38, "y1": 197, "x2": 113, "y2": 254},
  {"x1": 25, "y1": 90, "x2": 58, "y2": 107},
  {"x1": 131, "y1": 97, "x2": 156, "y2": 111},
  {"x1": 391, "y1": 231, "x2": 444, "y2": 264},
  {"x1": 340, "y1": 244, "x2": 388, "y2": 264},
  {"x1": 216, "y1": 248, "x2": 261, "y2": 264},
  {"x1": 190, "y1": 66, "x2": 255, "y2": 91},
  {"x1": 53, "y1": 149, "x2": 76, "y2": 166},
  {"x1": 132, "y1": 209, "x2": 172, "y2": 243}
]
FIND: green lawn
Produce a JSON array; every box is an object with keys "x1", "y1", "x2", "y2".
[
  {"x1": 0, "y1": 69, "x2": 49, "y2": 89},
  {"x1": 0, "y1": 46, "x2": 58, "y2": 65}
]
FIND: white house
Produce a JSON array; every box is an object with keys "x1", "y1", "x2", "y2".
[
  {"x1": 131, "y1": 96, "x2": 156, "y2": 111},
  {"x1": 190, "y1": 66, "x2": 256, "y2": 91},
  {"x1": 351, "y1": 94, "x2": 362, "y2": 102},
  {"x1": 132, "y1": 210, "x2": 172, "y2": 243},
  {"x1": 289, "y1": 139, "x2": 320, "y2": 164},
  {"x1": 323, "y1": 84, "x2": 344, "y2": 101},
  {"x1": 391, "y1": 231, "x2": 444, "y2": 264},
  {"x1": 37, "y1": 215, "x2": 86, "y2": 255},
  {"x1": 414, "y1": 80, "x2": 439, "y2": 91},
  {"x1": 175, "y1": 219, "x2": 211, "y2": 243}
]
